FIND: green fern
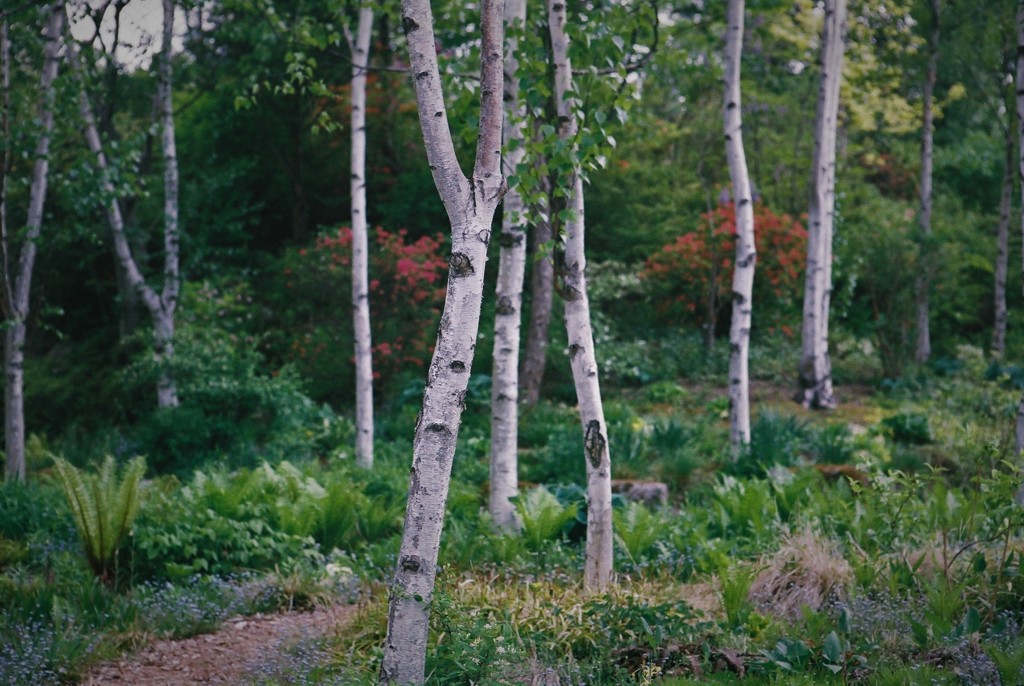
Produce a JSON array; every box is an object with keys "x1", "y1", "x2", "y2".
[
  {"x1": 52, "y1": 455, "x2": 146, "y2": 584},
  {"x1": 613, "y1": 501, "x2": 662, "y2": 562},
  {"x1": 515, "y1": 486, "x2": 577, "y2": 551}
]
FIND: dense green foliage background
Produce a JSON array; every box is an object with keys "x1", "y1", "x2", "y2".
[
  {"x1": 1, "y1": 0, "x2": 1018, "y2": 466},
  {"x1": 4, "y1": 1, "x2": 1024, "y2": 683}
]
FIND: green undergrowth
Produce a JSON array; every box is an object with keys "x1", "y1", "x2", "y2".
[{"x1": 3, "y1": 347, "x2": 1024, "y2": 683}]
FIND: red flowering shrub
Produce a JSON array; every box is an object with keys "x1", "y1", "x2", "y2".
[
  {"x1": 276, "y1": 227, "x2": 448, "y2": 404},
  {"x1": 643, "y1": 202, "x2": 807, "y2": 333}
]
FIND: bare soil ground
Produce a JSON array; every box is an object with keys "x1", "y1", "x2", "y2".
[{"x1": 82, "y1": 604, "x2": 356, "y2": 686}]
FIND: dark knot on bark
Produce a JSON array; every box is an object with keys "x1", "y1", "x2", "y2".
[
  {"x1": 496, "y1": 296, "x2": 516, "y2": 316},
  {"x1": 448, "y1": 252, "x2": 474, "y2": 277},
  {"x1": 584, "y1": 420, "x2": 606, "y2": 469}
]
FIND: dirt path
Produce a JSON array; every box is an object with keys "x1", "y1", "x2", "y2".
[{"x1": 82, "y1": 604, "x2": 357, "y2": 686}]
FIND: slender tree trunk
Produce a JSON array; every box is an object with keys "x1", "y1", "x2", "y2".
[
  {"x1": 71, "y1": 2, "x2": 181, "y2": 409},
  {"x1": 1, "y1": 18, "x2": 11, "y2": 482},
  {"x1": 914, "y1": 0, "x2": 940, "y2": 364},
  {"x1": 725, "y1": 0, "x2": 756, "y2": 458},
  {"x1": 2, "y1": 6, "x2": 63, "y2": 482},
  {"x1": 489, "y1": 0, "x2": 528, "y2": 531},
  {"x1": 4, "y1": 325, "x2": 25, "y2": 481},
  {"x1": 351, "y1": 6, "x2": 375, "y2": 468},
  {"x1": 994, "y1": 138, "x2": 1013, "y2": 359},
  {"x1": 379, "y1": 0, "x2": 505, "y2": 681},
  {"x1": 156, "y1": 0, "x2": 180, "y2": 408},
  {"x1": 797, "y1": 0, "x2": 846, "y2": 410},
  {"x1": 519, "y1": 161, "x2": 554, "y2": 406},
  {"x1": 1016, "y1": 0, "x2": 1024, "y2": 454},
  {"x1": 0, "y1": 19, "x2": 9, "y2": 276},
  {"x1": 547, "y1": 0, "x2": 613, "y2": 592}
]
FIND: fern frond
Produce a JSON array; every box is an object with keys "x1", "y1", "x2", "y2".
[
  {"x1": 53, "y1": 457, "x2": 101, "y2": 567},
  {"x1": 52, "y1": 455, "x2": 146, "y2": 584}
]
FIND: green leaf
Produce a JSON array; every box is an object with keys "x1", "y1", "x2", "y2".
[
  {"x1": 823, "y1": 631, "x2": 843, "y2": 663},
  {"x1": 961, "y1": 607, "x2": 981, "y2": 635},
  {"x1": 838, "y1": 606, "x2": 853, "y2": 634}
]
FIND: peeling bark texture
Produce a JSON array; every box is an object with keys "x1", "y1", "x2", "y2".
[
  {"x1": 71, "y1": 1, "x2": 180, "y2": 410},
  {"x1": 352, "y1": 6, "x2": 375, "y2": 468},
  {"x1": 548, "y1": 0, "x2": 613, "y2": 592},
  {"x1": 489, "y1": 0, "x2": 527, "y2": 531},
  {"x1": 379, "y1": 0, "x2": 505, "y2": 682},
  {"x1": 3, "y1": 5, "x2": 63, "y2": 482},
  {"x1": 993, "y1": 140, "x2": 1012, "y2": 358},
  {"x1": 519, "y1": 156, "x2": 554, "y2": 406},
  {"x1": 797, "y1": 0, "x2": 846, "y2": 411},
  {"x1": 724, "y1": 0, "x2": 756, "y2": 459},
  {"x1": 914, "y1": 0, "x2": 939, "y2": 364}
]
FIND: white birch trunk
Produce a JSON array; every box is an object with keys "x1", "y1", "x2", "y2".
[
  {"x1": 914, "y1": 0, "x2": 939, "y2": 365},
  {"x1": 488, "y1": 0, "x2": 528, "y2": 531},
  {"x1": 1016, "y1": 0, "x2": 1024, "y2": 455},
  {"x1": 156, "y1": 0, "x2": 180, "y2": 408},
  {"x1": 724, "y1": 0, "x2": 756, "y2": 458},
  {"x1": 2, "y1": 6, "x2": 63, "y2": 482},
  {"x1": 379, "y1": 0, "x2": 505, "y2": 681},
  {"x1": 351, "y1": 6, "x2": 375, "y2": 469},
  {"x1": 548, "y1": 0, "x2": 613, "y2": 592},
  {"x1": 0, "y1": 19, "x2": 9, "y2": 295},
  {"x1": 797, "y1": 0, "x2": 846, "y2": 410},
  {"x1": 71, "y1": 4, "x2": 181, "y2": 409},
  {"x1": 993, "y1": 140, "x2": 1012, "y2": 359}
]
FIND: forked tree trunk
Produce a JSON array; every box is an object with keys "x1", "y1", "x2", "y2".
[
  {"x1": 351, "y1": 6, "x2": 375, "y2": 468},
  {"x1": 519, "y1": 159, "x2": 554, "y2": 406},
  {"x1": 72, "y1": 0, "x2": 181, "y2": 409},
  {"x1": 994, "y1": 138, "x2": 1013, "y2": 359},
  {"x1": 1, "y1": 6, "x2": 63, "y2": 482},
  {"x1": 724, "y1": 0, "x2": 756, "y2": 458},
  {"x1": 378, "y1": 0, "x2": 505, "y2": 682},
  {"x1": 797, "y1": 0, "x2": 846, "y2": 410},
  {"x1": 488, "y1": 0, "x2": 528, "y2": 531},
  {"x1": 547, "y1": 0, "x2": 613, "y2": 592},
  {"x1": 914, "y1": 0, "x2": 940, "y2": 364}
]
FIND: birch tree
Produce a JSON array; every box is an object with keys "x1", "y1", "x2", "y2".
[
  {"x1": 0, "y1": 5, "x2": 63, "y2": 482},
  {"x1": 724, "y1": 0, "x2": 756, "y2": 457},
  {"x1": 1015, "y1": 0, "x2": 1024, "y2": 452},
  {"x1": 548, "y1": 0, "x2": 613, "y2": 591},
  {"x1": 489, "y1": 0, "x2": 527, "y2": 530},
  {"x1": 797, "y1": 0, "x2": 846, "y2": 410},
  {"x1": 350, "y1": 6, "x2": 375, "y2": 468},
  {"x1": 914, "y1": 0, "x2": 940, "y2": 364},
  {"x1": 73, "y1": 0, "x2": 181, "y2": 409},
  {"x1": 378, "y1": 0, "x2": 505, "y2": 681},
  {"x1": 993, "y1": 132, "x2": 1013, "y2": 359}
]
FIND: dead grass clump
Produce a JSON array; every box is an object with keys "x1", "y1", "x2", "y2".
[{"x1": 748, "y1": 529, "x2": 853, "y2": 620}]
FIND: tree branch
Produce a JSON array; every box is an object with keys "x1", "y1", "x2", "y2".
[{"x1": 400, "y1": 0, "x2": 469, "y2": 211}]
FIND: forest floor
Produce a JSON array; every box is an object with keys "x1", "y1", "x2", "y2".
[{"x1": 81, "y1": 603, "x2": 357, "y2": 685}]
